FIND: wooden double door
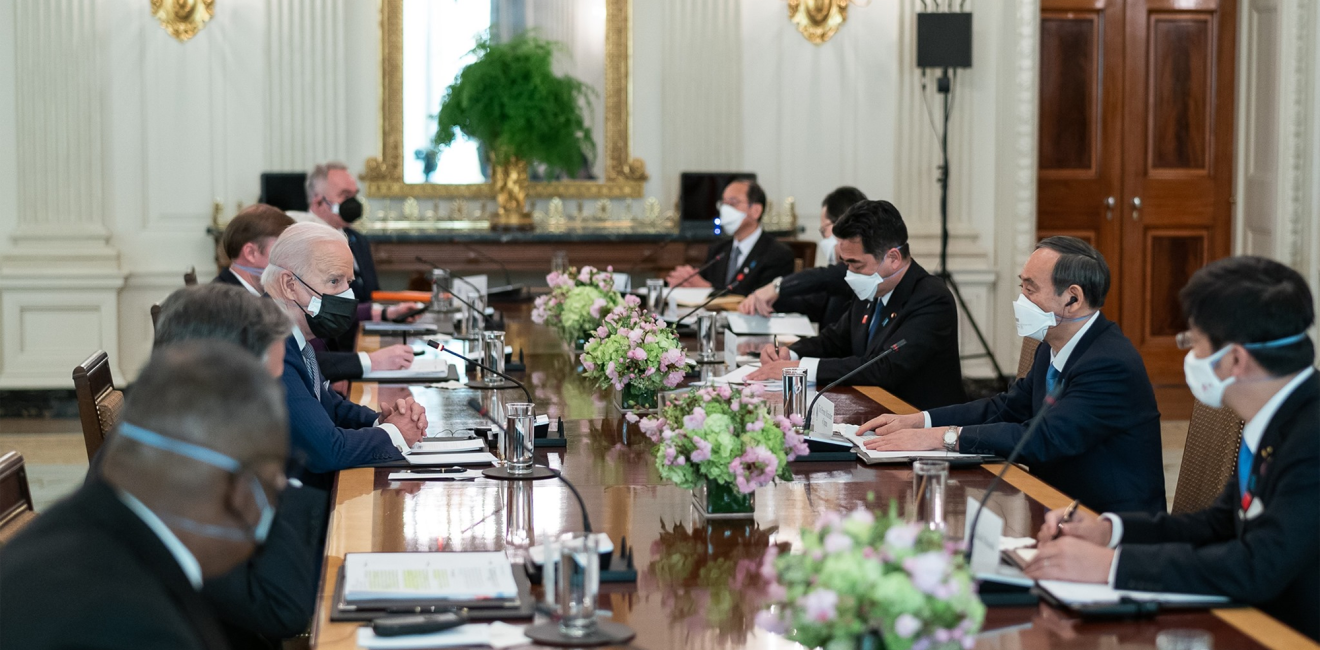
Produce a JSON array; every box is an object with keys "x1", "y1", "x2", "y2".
[{"x1": 1037, "y1": 0, "x2": 1237, "y2": 385}]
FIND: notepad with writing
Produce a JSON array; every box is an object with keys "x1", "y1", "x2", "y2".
[
  {"x1": 834, "y1": 425, "x2": 989, "y2": 464},
  {"x1": 344, "y1": 552, "x2": 519, "y2": 603},
  {"x1": 362, "y1": 358, "x2": 457, "y2": 382}
]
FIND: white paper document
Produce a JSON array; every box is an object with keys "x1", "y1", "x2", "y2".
[
  {"x1": 410, "y1": 438, "x2": 486, "y2": 454},
  {"x1": 709, "y1": 364, "x2": 779, "y2": 388},
  {"x1": 403, "y1": 452, "x2": 497, "y2": 466},
  {"x1": 667, "y1": 287, "x2": 713, "y2": 307},
  {"x1": 362, "y1": 357, "x2": 455, "y2": 381},
  {"x1": 357, "y1": 622, "x2": 529, "y2": 650},
  {"x1": 1036, "y1": 580, "x2": 1231, "y2": 607},
  {"x1": 834, "y1": 425, "x2": 986, "y2": 464},
  {"x1": 388, "y1": 469, "x2": 486, "y2": 481},
  {"x1": 723, "y1": 313, "x2": 817, "y2": 337},
  {"x1": 344, "y1": 552, "x2": 519, "y2": 602}
]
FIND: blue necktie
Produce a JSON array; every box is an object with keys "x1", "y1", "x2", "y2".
[
  {"x1": 867, "y1": 298, "x2": 887, "y2": 342},
  {"x1": 301, "y1": 345, "x2": 323, "y2": 400},
  {"x1": 1045, "y1": 364, "x2": 1061, "y2": 394},
  {"x1": 1237, "y1": 442, "x2": 1253, "y2": 497}
]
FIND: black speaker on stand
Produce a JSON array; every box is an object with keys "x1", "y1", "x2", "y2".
[{"x1": 916, "y1": 11, "x2": 1006, "y2": 382}]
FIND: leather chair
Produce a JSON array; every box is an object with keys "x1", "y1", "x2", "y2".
[
  {"x1": 72, "y1": 351, "x2": 123, "y2": 463},
  {"x1": 1016, "y1": 337, "x2": 1041, "y2": 380},
  {"x1": 183, "y1": 266, "x2": 198, "y2": 286},
  {"x1": 1172, "y1": 401, "x2": 1245, "y2": 514},
  {"x1": 0, "y1": 451, "x2": 37, "y2": 546}
]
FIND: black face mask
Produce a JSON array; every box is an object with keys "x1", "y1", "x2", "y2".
[
  {"x1": 292, "y1": 274, "x2": 357, "y2": 340},
  {"x1": 335, "y1": 196, "x2": 363, "y2": 223}
]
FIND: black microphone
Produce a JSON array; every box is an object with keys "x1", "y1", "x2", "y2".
[
  {"x1": 662, "y1": 251, "x2": 726, "y2": 307},
  {"x1": 427, "y1": 341, "x2": 533, "y2": 402},
  {"x1": 462, "y1": 400, "x2": 592, "y2": 532},
  {"x1": 459, "y1": 242, "x2": 526, "y2": 298},
  {"x1": 805, "y1": 340, "x2": 907, "y2": 427},
  {"x1": 441, "y1": 288, "x2": 489, "y2": 326},
  {"x1": 965, "y1": 377, "x2": 1067, "y2": 562},
  {"x1": 623, "y1": 233, "x2": 681, "y2": 292}
]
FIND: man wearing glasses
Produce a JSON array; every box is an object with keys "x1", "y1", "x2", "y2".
[{"x1": 665, "y1": 177, "x2": 795, "y2": 297}]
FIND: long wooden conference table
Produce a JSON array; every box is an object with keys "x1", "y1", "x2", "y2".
[{"x1": 310, "y1": 302, "x2": 1315, "y2": 650}]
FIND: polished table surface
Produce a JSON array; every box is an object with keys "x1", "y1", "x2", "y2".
[{"x1": 310, "y1": 303, "x2": 1314, "y2": 650}]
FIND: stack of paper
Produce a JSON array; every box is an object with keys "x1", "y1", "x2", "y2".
[
  {"x1": 1037, "y1": 580, "x2": 1230, "y2": 607},
  {"x1": 834, "y1": 425, "x2": 986, "y2": 464},
  {"x1": 403, "y1": 452, "x2": 497, "y2": 466},
  {"x1": 363, "y1": 358, "x2": 456, "y2": 382},
  {"x1": 410, "y1": 438, "x2": 486, "y2": 454},
  {"x1": 344, "y1": 552, "x2": 519, "y2": 603}
]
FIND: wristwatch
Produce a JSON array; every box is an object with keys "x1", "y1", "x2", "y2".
[
  {"x1": 771, "y1": 276, "x2": 783, "y2": 295},
  {"x1": 942, "y1": 426, "x2": 960, "y2": 452}
]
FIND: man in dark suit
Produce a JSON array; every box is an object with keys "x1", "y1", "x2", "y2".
[
  {"x1": 1027, "y1": 256, "x2": 1318, "y2": 641},
  {"x1": 746, "y1": 200, "x2": 964, "y2": 410},
  {"x1": 262, "y1": 221, "x2": 428, "y2": 478},
  {"x1": 216, "y1": 202, "x2": 414, "y2": 382},
  {"x1": 737, "y1": 186, "x2": 866, "y2": 325},
  {"x1": 664, "y1": 178, "x2": 795, "y2": 296},
  {"x1": 859, "y1": 236, "x2": 1166, "y2": 514},
  {"x1": 1, "y1": 342, "x2": 289, "y2": 650}
]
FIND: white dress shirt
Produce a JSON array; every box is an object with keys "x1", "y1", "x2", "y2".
[
  {"x1": 292, "y1": 328, "x2": 408, "y2": 453},
  {"x1": 231, "y1": 269, "x2": 261, "y2": 297},
  {"x1": 794, "y1": 287, "x2": 896, "y2": 383},
  {"x1": 117, "y1": 489, "x2": 204, "y2": 590}
]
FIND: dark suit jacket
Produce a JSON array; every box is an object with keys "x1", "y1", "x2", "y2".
[
  {"x1": 930, "y1": 314, "x2": 1166, "y2": 514},
  {"x1": 1114, "y1": 373, "x2": 1318, "y2": 640},
  {"x1": 774, "y1": 263, "x2": 853, "y2": 325},
  {"x1": 0, "y1": 480, "x2": 231, "y2": 650},
  {"x1": 790, "y1": 261, "x2": 965, "y2": 410},
  {"x1": 208, "y1": 271, "x2": 365, "y2": 382},
  {"x1": 699, "y1": 230, "x2": 796, "y2": 297},
  {"x1": 329, "y1": 226, "x2": 379, "y2": 355},
  {"x1": 283, "y1": 335, "x2": 403, "y2": 476}
]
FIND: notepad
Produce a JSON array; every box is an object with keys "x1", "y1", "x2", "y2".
[
  {"x1": 1036, "y1": 580, "x2": 1230, "y2": 607},
  {"x1": 410, "y1": 438, "x2": 486, "y2": 454},
  {"x1": 403, "y1": 452, "x2": 497, "y2": 466},
  {"x1": 667, "y1": 287, "x2": 713, "y2": 307},
  {"x1": 723, "y1": 313, "x2": 818, "y2": 337},
  {"x1": 362, "y1": 358, "x2": 457, "y2": 382},
  {"x1": 834, "y1": 425, "x2": 987, "y2": 464},
  {"x1": 344, "y1": 552, "x2": 519, "y2": 603}
]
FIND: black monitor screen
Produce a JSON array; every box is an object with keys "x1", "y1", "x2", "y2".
[
  {"x1": 679, "y1": 172, "x2": 757, "y2": 224},
  {"x1": 260, "y1": 172, "x2": 310, "y2": 212}
]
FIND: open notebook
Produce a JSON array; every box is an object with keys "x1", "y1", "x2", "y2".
[{"x1": 833, "y1": 424, "x2": 991, "y2": 464}]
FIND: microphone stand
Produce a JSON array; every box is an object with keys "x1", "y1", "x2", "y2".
[
  {"x1": 661, "y1": 251, "x2": 725, "y2": 308},
  {"x1": 459, "y1": 242, "x2": 528, "y2": 300},
  {"x1": 804, "y1": 340, "x2": 907, "y2": 428},
  {"x1": 428, "y1": 341, "x2": 530, "y2": 396},
  {"x1": 965, "y1": 379, "x2": 1067, "y2": 562}
]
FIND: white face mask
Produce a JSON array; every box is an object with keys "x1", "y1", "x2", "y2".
[
  {"x1": 1183, "y1": 347, "x2": 1234, "y2": 408},
  {"x1": 718, "y1": 203, "x2": 746, "y2": 234},
  {"x1": 1013, "y1": 294, "x2": 1058, "y2": 341},
  {"x1": 843, "y1": 253, "x2": 906, "y2": 301},
  {"x1": 818, "y1": 236, "x2": 838, "y2": 265}
]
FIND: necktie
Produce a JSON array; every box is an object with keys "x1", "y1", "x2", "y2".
[
  {"x1": 1045, "y1": 364, "x2": 1061, "y2": 394},
  {"x1": 1237, "y1": 442, "x2": 1253, "y2": 498},
  {"x1": 301, "y1": 345, "x2": 322, "y2": 400},
  {"x1": 725, "y1": 244, "x2": 742, "y2": 285},
  {"x1": 866, "y1": 297, "x2": 887, "y2": 343}
]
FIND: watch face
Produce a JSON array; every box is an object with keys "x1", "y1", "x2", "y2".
[{"x1": 944, "y1": 429, "x2": 957, "y2": 445}]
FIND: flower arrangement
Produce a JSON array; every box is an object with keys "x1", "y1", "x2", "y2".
[
  {"x1": 633, "y1": 384, "x2": 809, "y2": 497},
  {"x1": 579, "y1": 295, "x2": 687, "y2": 403},
  {"x1": 531, "y1": 266, "x2": 622, "y2": 345},
  {"x1": 757, "y1": 501, "x2": 985, "y2": 650}
]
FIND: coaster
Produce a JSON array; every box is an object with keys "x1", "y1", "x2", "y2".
[
  {"x1": 523, "y1": 621, "x2": 636, "y2": 647},
  {"x1": 482, "y1": 466, "x2": 557, "y2": 481},
  {"x1": 467, "y1": 379, "x2": 515, "y2": 390}
]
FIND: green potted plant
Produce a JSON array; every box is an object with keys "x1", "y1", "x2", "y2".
[{"x1": 433, "y1": 33, "x2": 596, "y2": 230}]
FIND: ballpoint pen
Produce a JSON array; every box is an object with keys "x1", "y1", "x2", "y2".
[{"x1": 1053, "y1": 499, "x2": 1081, "y2": 540}]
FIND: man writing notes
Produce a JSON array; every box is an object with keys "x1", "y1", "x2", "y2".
[
  {"x1": 262, "y1": 222, "x2": 428, "y2": 478},
  {"x1": 747, "y1": 200, "x2": 965, "y2": 410},
  {"x1": 0, "y1": 342, "x2": 289, "y2": 650},
  {"x1": 1026, "y1": 257, "x2": 1318, "y2": 641},
  {"x1": 664, "y1": 177, "x2": 795, "y2": 296},
  {"x1": 738, "y1": 186, "x2": 867, "y2": 325},
  {"x1": 858, "y1": 236, "x2": 1166, "y2": 514},
  {"x1": 216, "y1": 203, "x2": 415, "y2": 381}
]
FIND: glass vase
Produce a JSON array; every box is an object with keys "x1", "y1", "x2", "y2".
[{"x1": 693, "y1": 478, "x2": 755, "y2": 519}]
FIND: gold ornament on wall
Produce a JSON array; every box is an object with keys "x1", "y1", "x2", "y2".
[
  {"x1": 150, "y1": 0, "x2": 215, "y2": 43},
  {"x1": 786, "y1": 0, "x2": 869, "y2": 45}
]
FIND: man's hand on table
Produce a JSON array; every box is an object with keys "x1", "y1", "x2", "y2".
[
  {"x1": 381, "y1": 397, "x2": 427, "y2": 447},
  {"x1": 855, "y1": 412, "x2": 941, "y2": 451},
  {"x1": 666, "y1": 266, "x2": 712, "y2": 288},
  {"x1": 1023, "y1": 536, "x2": 1114, "y2": 584},
  {"x1": 1037, "y1": 507, "x2": 1112, "y2": 547},
  {"x1": 369, "y1": 344, "x2": 415, "y2": 371}
]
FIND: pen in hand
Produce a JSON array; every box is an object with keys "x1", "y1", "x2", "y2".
[{"x1": 1053, "y1": 499, "x2": 1081, "y2": 540}]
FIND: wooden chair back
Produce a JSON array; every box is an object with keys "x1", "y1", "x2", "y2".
[
  {"x1": 183, "y1": 266, "x2": 198, "y2": 286},
  {"x1": 1173, "y1": 401, "x2": 1245, "y2": 514},
  {"x1": 72, "y1": 351, "x2": 123, "y2": 462},
  {"x1": 782, "y1": 240, "x2": 818, "y2": 274},
  {"x1": 0, "y1": 451, "x2": 37, "y2": 546},
  {"x1": 1016, "y1": 338, "x2": 1042, "y2": 380}
]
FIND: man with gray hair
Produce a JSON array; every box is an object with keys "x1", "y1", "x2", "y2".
[
  {"x1": 1, "y1": 341, "x2": 289, "y2": 649},
  {"x1": 263, "y1": 221, "x2": 428, "y2": 476},
  {"x1": 858, "y1": 236, "x2": 1166, "y2": 514}
]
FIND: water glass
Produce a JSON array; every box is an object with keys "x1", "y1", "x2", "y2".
[
  {"x1": 782, "y1": 367, "x2": 808, "y2": 424},
  {"x1": 697, "y1": 313, "x2": 718, "y2": 362},
  {"x1": 502, "y1": 402, "x2": 535, "y2": 475},
  {"x1": 551, "y1": 250, "x2": 570, "y2": 275},
  {"x1": 463, "y1": 294, "x2": 485, "y2": 338},
  {"x1": 429, "y1": 268, "x2": 452, "y2": 311},
  {"x1": 645, "y1": 278, "x2": 665, "y2": 314},
  {"x1": 1157, "y1": 630, "x2": 1213, "y2": 650},
  {"x1": 503, "y1": 479, "x2": 534, "y2": 551},
  {"x1": 913, "y1": 460, "x2": 949, "y2": 531},
  {"x1": 557, "y1": 532, "x2": 600, "y2": 637},
  {"x1": 482, "y1": 331, "x2": 506, "y2": 385}
]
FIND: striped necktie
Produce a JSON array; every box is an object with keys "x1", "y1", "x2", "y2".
[{"x1": 301, "y1": 345, "x2": 322, "y2": 400}]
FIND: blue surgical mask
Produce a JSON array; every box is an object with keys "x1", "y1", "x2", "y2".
[
  {"x1": 117, "y1": 422, "x2": 280, "y2": 544},
  {"x1": 232, "y1": 263, "x2": 266, "y2": 276}
]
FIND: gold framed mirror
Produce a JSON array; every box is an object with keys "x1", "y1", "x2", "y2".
[{"x1": 363, "y1": 0, "x2": 648, "y2": 200}]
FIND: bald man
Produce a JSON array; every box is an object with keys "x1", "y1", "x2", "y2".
[
  {"x1": 1, "y1": 342, "x2": 289, "y2": 649},
  {"x1": 262, "y1": 221, "x2": 428, "y2": 477}
]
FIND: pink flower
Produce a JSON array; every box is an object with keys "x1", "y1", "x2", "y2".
[
  {"x1": 895, "y1": 613, "x2": 922, "y2": 639},
  {"x1": 754, "y1": 610, "x2": 787, "y2": 634},
  {"x1": 589, "y1": 298, "x2": 608, "y2": 319},
  {"x1": 596, "y1": 326, "x2": 609, "y2": 338},
  {"x1": 823, "y1": 531, "x2": 852, "y2": 554},
  {"x1": 691, "y1": 436, "x2": 712, "y2": 462},
  {"x1": 664, "y1": 370, "x2": 685, "y2": 388},
  {"x1": 730, "y1": 445, "x2": 779, "y2": 493},
  {"x1": 798, "y1": 588, "x2": 838, "y2": 623},
  {"x1": 816, "y1": 510, "x2": 843, "y2": 532},
  {"x1": 660, "y1": 348, "x2": 685, "y2": 367},
  {"x1": 628, "y1": 348, "x2": 647, "y2": 361},
  {"x1": 624, "y1": 294, "x2": 641, "y2": 306},
  {"x1": 716, "y1": 385, "x2": 732, "y2": 400},
  {"x1": 885, "y1": 523, "x2": 920, "y2": 550},
  {"x1": 683, "y1": 407, "x2": 707, "y2": 430},
  {"x1": 904, "y1": 551, "x2": 951, "y2": 595},
  {"x1": 746, "y1": 418, "x2": 764, "y2": 432},
  {"x1": 789, "y1": 413, "x2": 805, "y2": 427},
  {"x1": 846, "y1": 508, "x2": 875, "y2": 526},
  {"x1": 624, "y1": 413, "x2": 640, "y2": 423}
]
